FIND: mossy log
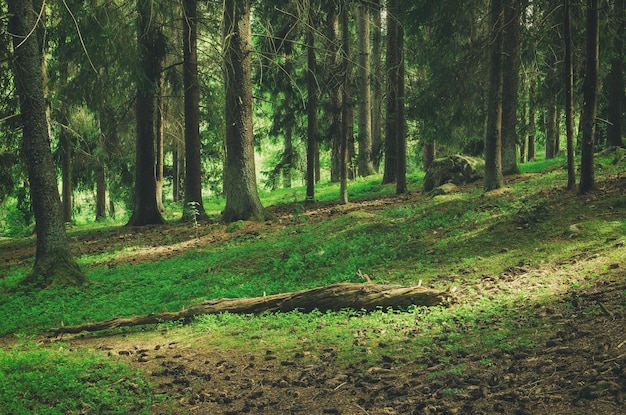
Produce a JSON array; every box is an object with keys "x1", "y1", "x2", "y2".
[{"x1": 49, "y1": 283, "x2": 446, "y2": 335}]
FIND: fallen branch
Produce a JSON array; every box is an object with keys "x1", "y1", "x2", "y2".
[{"x1": 48, "y1": 283, "x2": 446, "y2": 335}]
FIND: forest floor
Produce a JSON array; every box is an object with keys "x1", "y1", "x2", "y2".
[{"x1": 2, "y1": 172, "x2": 626, "y2": 415}]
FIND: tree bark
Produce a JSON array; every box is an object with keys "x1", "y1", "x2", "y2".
[
  {"x1": 340, "y1": 5, "x2": 351, "y2": 204},
  {"x1": 8, "y1": 0, "x2": 86, "y2": 288},
  {"x1": 327, "y1": 7, "x2": 343, "y2": 184},
  {"x1": 95, "y1": 162, "x2": 107, "y2": 221},
  {"x1": 59, "y1": 112, "x2": 73, "y2": 223},
  {"x1": 305, "y1": 0, "x2": 319, "y2": 202},
  {"x1": 484, "y1": 0, "x2": 505, "y2": 191},
  {"x1": 565, "y1": 0, "x2": 576, "y2": 190},
  {"x1": 382, "y1": 0, "x2": 401, "y2": 185},
  {"x1": 545, "y1": 64, "x2": 559, "y2": 160},
  {"x1": 579, "y1": 0, "x2": 599, "y2": 194},
  {"x1": 527, "y1": 80, "x2": 536, "y2": 161},
  {"x1": 126, "y1": 2, "x2": 166, "y2": 226},
  {"x1": 282, "y1": 47, "x2": 296, "y2": 189},
  {"x1": 49, "y1": 283, "x2": 447, "y2": 335},
  {"x1": 182, "y1": 0, "x2": 208, "y2": 221},
  {"x1": 356, "y1": 4, "x2": 375, "y2": 177},
  {"x1": 155, "y1": 73, "x2": 166, "y2": 214},
  {"x1": 222, "y1": 0, "x2": 270, "y2": 222},
  {"x1": 607, "y1": 0, "x2": 625, "y2": 148},
  {"x1": 501, "y1": 0, "x2": 521, "y2": 175},
  {"x1": 371, "y1": 0, "x2": 383, "y2": 171},
  {"x1": 395, "y1": 12, "x2": 407, "y2": 195},
  {"x1": 423, "y1": 142, "x2": 435, "y2": 171}
]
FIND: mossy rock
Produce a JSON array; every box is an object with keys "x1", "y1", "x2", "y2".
[{"x1": 423, "y1": 155, "x2": 484, "y2": 192}]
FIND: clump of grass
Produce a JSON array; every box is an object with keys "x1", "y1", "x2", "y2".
[{"x1": 0, "y1": 341, "x2": 161, "y2": 414}]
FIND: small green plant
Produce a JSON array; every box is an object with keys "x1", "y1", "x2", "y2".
[
  {"x1": 186, "y1": 201, "x2": 200, "y2": 239},
  {"x1": 293, "y1": 203, "x2": 307, "y2": 225},
  {"x1": 440, "y1": 388, "x2": 467, "y2": 397}
]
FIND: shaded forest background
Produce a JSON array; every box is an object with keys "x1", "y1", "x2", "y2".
[{"x1": 0, "y1": 0, "x2": 625, "y2": 285}]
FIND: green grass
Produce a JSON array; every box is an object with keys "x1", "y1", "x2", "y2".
[
  {"x1": 0, "y1": 155, "x2": 625, "y2": 414},
  {"x1": 2, "y1": 157, "x2": 624, "y2": 335},
  {"x1": 0, "y1": 341, "x2": 160, "y2": 414}
]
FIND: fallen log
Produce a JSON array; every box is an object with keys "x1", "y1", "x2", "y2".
[{"x1": 48, "y1": 283, "x2": 447, "y2": 335}]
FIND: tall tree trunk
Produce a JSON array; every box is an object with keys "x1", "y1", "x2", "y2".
[
  {"x1": 545, "y1": 61, "x2": 559, "y2": 160},
  {"x1": 519, "y1": 80, "x2": 527, "y2": 163},
  {"x1": 96, "y1": 104, "x2": 119, "y2": 218},
  {"x1": 371, "y1": 0, "x2": 383, "y2": 171},
  {"x1": 327, "y1": 7, "x2": 343, "y2": 184},
  {"x1": 95, "y1": 162, "x2": 107, "y2": 221},
  {"x1": 501, "y1": 0, "x2": 521, "y2": 175},
  {"x1": 395, "y1": 10, "x2": 407, "y2": 195},
  {"x1": 382, "y1": 0, "x2": 400, "y2": 185},
  {"x1": 59, "y1": 112, "x2": 73, "y2": 223},
  {"x1": 305, "y1": 0, "x2": 318, "y2": 202},
  {"x1": 182, "y1": 0, "x2": 207, "y2": 221},
  {"x1": 356, "y1": 4, "x2": 375, "y2": 177},
  {"x1": 8, "y1": 0, "x2": 86, "y2": 287},
  {"x1": 423, "y1": 142, "x2": 435, "y2": 171},
  {"x1": 607, "y1": 0, "x2": 625, "y2": 148},
  {"x1": 95, "y1": 120, "x2": 107, "y2": 221},
  {"x1": 282, "y1": 48, "x2": 295, "y2": 189},
  {"x1": 484, "y1": 0, "x2": 505, "y2": 191},
  {"x1": 340, "y1": 5, "x2": 351, "y2": 204},
  {"x1": 579, "y1": 0, "x2": 599, "y2": 194},
  {"x1": 565, "y1": 0, "x2": 576, "y2": 190},
  {"x1": 222, "y1": 0, "x2": 270, "y2": 222},
  {"x1": 527, "y1": 80, "x2": 536, "y2": 161},
  {"x1": 155, "y1": 73, "x2": 166, "y2": 213},
  {"x1": 127, "y1": 2, "x2": 166, "y2": 226}
]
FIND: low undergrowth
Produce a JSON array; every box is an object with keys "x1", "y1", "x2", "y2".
[
  {"x1": 0, "y1": 342, "x2": 160, "y2": 414},
  {"x1": 0, "y1": 155, "x2": 625, "y2": 414}
]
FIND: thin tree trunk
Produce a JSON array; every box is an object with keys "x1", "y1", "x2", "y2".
[
  {"x1": 371, "y1": 0, "x2": 383, "y2": 171},
  {"x1": 423, "y1": 142, "x2": 435, "y2": 171},
  {"x1": 565, "y1": 0, "x2": 576, "y2": 190},
  {"x1": 305, "y1": 0, "x2": 318, "y2": 202},
  {"x1": 527, "y1": 80, "x2": 536, "y2": 161},
  {"x1": 327, "y1": 8, "x2": 342, "y2": 184},
  {"x1": 100, "y1": 107, "x2": 117, "y2": 219},
  {"x1": 155, "y1": 73, "x2": 166, "y2": 213},
  {"x1": 501, "y1": 0, "x2": 521, "y2": 175},
  {"x1": 519, "y1": 80, "x2": 527, "y2": 163},
  {"x1": 607, "y1": 0, "x2": 625, "y2": 148},
  {"x1": 8, "y1": 0, "x2": 85, "y2": 287},
  {"x1": 579, "y1": 0, "x2": 599, "y2": 194},
  {"x1": 283, "y1": 50, "x2": 295, "y2": 189},
  {"x1": 60, "y1": 115, "x2": 73, "y2": 223},
  {"x1": 545, "y1": 86, "x2": 558, "y2": 160},
  {"x1": 182, "y1": 0, "x2": 207, "y2": 220},
  {"x1": 95, "y1": 162, "x2": 107, "y2": 221},
  {"x1": 484, "y1": 0, "x2": 505, "y2": 191},
  {"x1": 382, "y1": 0, "x2": 400, "y2": 185},
  {"x1": 396, "y1": 14, "x2": 407, "y2": 195},
  {"x1": 340, "y1": 6, "x2": 351, "y2": 204},
  {"x1": 356, "y1": 4, "x2": 375, "y2": 177}
]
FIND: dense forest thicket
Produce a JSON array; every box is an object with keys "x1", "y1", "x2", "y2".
[{"x1": 0, "y1": 0, "x2": 624, "y2": 285}]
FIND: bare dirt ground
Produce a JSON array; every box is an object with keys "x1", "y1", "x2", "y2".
[
  {"x1": 2, "y1": 175, "x2": 626, "y2": 414},
  {"x1": 66, "y1": 274, "x2": 626, "y2": 415}
]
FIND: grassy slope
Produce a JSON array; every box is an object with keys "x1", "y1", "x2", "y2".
[{"x1": 1, "y1": 155, "x2": 625, "y2": 413}]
